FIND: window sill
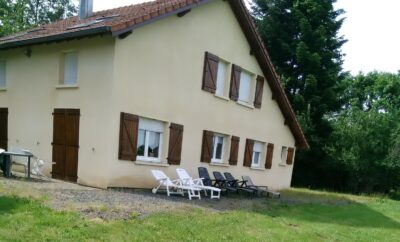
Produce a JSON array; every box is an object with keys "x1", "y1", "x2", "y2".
[
  {"x1": 210, "y1": 162, "x2": 230, "y2": 167},
  {"x1": 56, "y1": 84, "x2": 79, "y2": 89},
  {"x1": 135, "y1": 160, "x2": 169, "y2": 167},
  {"x1": 236, "y1": 101, "x2": 254, "y2": 109},
  {"x1": 214, "y1": 94, "x2": 230, "y2": 102},
  {"x1": 0, "y1": 88, "x2": 7, "y2": 92},
  {"x1": 250, "y1": 167, "x2": 265, "y2": 171},
  {"x1": 279, "y1": 163, "x2": 287, "y2": 167}
]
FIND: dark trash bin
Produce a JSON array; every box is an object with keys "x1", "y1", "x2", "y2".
[{"x1": 0, "y1": 154, "x2": 12, "y2": 178}]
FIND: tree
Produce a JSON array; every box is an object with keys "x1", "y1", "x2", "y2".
[
  {"x1": 251, "y1": 0, "x2": 347, "y2": 188},
  {"x1": 0, "y1": 0, "x2": 77, "y2": 37},
  {"x1": 325, "y1": 72, "x2": 400, "y2": 193}
]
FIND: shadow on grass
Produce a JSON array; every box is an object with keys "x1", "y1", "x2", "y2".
[
  {"x1": 260, "y1": 189, "x2": 400, "y2": 230},
  {"x1": 0, "y1": 196, "x2": 29, "y2": 215},
  {"x1": 114, "y1": 188, "x2": 400, "y2": 230}
]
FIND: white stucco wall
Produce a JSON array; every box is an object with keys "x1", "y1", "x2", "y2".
[
  {"x1": 0, "y1": 0, "x2": 298, "y2": 190},
  {"x1": 0, "y1": 37, "x2": 115, "y2": 188},
  {"x1": 108, "y1": 0, "x2": 296, "y2": 190}
]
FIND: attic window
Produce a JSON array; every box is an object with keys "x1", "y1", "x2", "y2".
[
  {"x1": 96, "y1": 14, "x2": 120, "y2": 21},
  {"x1": 67, "y1": 20, "x2": 103, "y2": 30},
  {"x1": 67, "y1": 15, "x2": 120, "y2": 30},
  {"x1": 27, "y1": 27, "x2": 46, "y2": 33}
]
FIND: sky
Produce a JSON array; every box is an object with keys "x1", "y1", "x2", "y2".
[{"x1": 92, "y1": 0, "x2": 400, "y2": 75}]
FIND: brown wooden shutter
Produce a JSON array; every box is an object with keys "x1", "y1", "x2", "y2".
[
  {"x1": 229, "y1": 64, "x2": 241, "y2": 101},
  {"x1": 265, "y1": 143, "x2": 274, "y2": 169},
  {"x1": 254, "y1": 76, "x2": 265, "y2": 108},
  {"x1": 286, "y1": 147, "x2": 295, "y2": 165},
  {"x1": 228, "y1": 136, "x2": 240, "y2": 166},
  {"x1": 0, "y1": 108, "x2": 8, "y2": 150},
  {"x1": 202, "y1": 52, "x2": 219, "y2": 94},
  {"x1": 243, "y1": 139, "x2": 254, "y2": 167},
  {"x1": 167, "y1": 123, "x2": 184, "y2": 165},
  {"x1": 200, "y1": 130, "x2": 213, "y2": 163},
  {"x1": 118, "y1": 112, "x2": 139, "y2": 161}
]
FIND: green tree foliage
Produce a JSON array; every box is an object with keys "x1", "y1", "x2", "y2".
[
  {"x1": 0, "y1": 0, "x2": 77, "y2": 37},
  {"x1": 325, "y1": 72, "x2": 400, "y2": 193},
  {"x1": 252, "y1": 0, "x2": 346, "y2": 188}
]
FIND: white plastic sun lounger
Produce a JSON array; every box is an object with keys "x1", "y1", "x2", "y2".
[
  {"x1": 176, "y1": 168, "x2": 221, "y2": 199},
  {"x1": 151, "y1": 170, "x2": 201, "y2": 200}
]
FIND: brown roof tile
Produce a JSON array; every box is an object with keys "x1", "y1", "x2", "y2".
[{"x1": 0, "y1": 0, "x2": 204, "y2": 47}]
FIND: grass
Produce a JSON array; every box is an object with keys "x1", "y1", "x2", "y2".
[{"x1": 0, "y1": 188, "x2": 399, "y2": 241}]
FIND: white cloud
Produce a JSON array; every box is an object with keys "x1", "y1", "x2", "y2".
[{"x1": 335, "y1": 0, "x2": 400, "y2": 74}]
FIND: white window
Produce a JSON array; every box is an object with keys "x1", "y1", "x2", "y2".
[
  {"x1": 281, "y1": 146, "x2": 288, "y2": 163},
  {"x1": 252, "y1": 141, "x2": 264, "y2": 167},
  {"x1": 238, "y1": 71, "x2": 253, "y2": 103},
  {"x1": 137, "y1": 117, "x2": 164, "y2": 162},
  {"x1": 211, "y1": 134, "x2": 225, "y2": 163},
  {"x1": 62, "y1": 52, "x2": 78, "y2": 85},
  {"x1": 0, "y1": 61, "x2": 5, "y2": 88},
  {"x1": 215, "y1": 61, "x2": 227, "y2": 96}
]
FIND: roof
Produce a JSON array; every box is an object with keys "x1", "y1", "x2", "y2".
[
  {"x1": 0, "y1": 0, "x2": 209, "y2": 48},
  {"x1": 0, "y1": 0, "x2": 309, "y2": 149}
]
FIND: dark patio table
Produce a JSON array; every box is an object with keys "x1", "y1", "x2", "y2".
[{"x1": 1, "y1": 151, "x2": 34, "y2": 179}]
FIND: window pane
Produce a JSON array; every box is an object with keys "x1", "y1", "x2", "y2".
[
  {"x1": 137, "y1": 130, "x2": 146, "y2": 156},
  {"x1": 253, "y1": 152, "x2": 260, "y2": 165},
  {"x1": 215, "y1": 136, "x2": 224, "y2": 160},
  {"x1": 239, "y1": 71, "x2": 252, "y2": 103},
  {"x1": 147, "y1": 131, "x2": 160, "y2": 158},
  {"x1": 216, "y1": 62, "x2": 226, "y2": 96},
  {"x1": 281, "y1": 147, "x2": 288, "y2": 162},
  {"x1": 0, "y1": 61, "x2": 5, "y2": 88},
  {"x1": 253, "y1": 142, "x2": 263, "y2": 152},
  {"x1": 64, "y1": 52, "x2": 78, "y2": 85}
]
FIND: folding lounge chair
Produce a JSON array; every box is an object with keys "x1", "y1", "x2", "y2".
[
  {"x1": 212, "y1": 171, "x2": 241, "y2": 193},
  {"x1": 151, "y1": 170, "x2": 201, "y2": 200},
  {"x1": 198, "y1": 167, "x2": 215, "y2": 187},
  {"x1": 242, "y1": 175, "x2": 281, "y2": 198},
  {"x1": 176, "y1": 168, "x2": 221, "y2": 199},
  {"x1": 223, "y1": 172, "x2": 258, "y2": 195}
]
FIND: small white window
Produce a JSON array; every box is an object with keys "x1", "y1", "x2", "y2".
[
  {"x1": 215, "y1": 61, "x2": 227, "y2": 96},
  {"x1": 63, "y1": 52, "x2": 78, "y2": 85},
  {"x1": 252, "y1": 141, "x2": 264, "y2": 167},
  {"x1": 0, "y1": 61, "x2": 6, "y2": 88},
  {"x1": 137, "y1": 117, "x2": 164, "y2": 162},
  {"x1": 281, "y1": 146, "x2": 288, "y2": 163},
  {"x1": 212, "y1": 134, "x2": 225, "y2": 163},
  {"x1": 238, "y1": 71, "x2": 253, "y2": 103}
]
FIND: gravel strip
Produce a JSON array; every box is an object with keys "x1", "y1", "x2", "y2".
[{"x1": 0, "y1": 176, "x2": 269, "y2": 221}]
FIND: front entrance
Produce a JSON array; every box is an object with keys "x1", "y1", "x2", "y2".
[
  {"x1": 0, "y1": 108, "x2": 8, "y2": 150},
  {"x1": 52, "y1": 109, "x2": 80, "y2": 182}
]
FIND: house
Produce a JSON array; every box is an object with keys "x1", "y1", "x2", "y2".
[{"x1": 0, "y1": 0, "x2": 309, "y2": 190}]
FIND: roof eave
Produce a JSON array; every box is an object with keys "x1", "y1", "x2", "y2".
[
  {"x1": 111, "y1": 0, "x2": 211, "y2": 37},
  {"x1": 0, "y1": 26, "x2": 111, "y2": 50},
  {"x1": 229, "y1": 0, "x2": 309, "y2": 150}
]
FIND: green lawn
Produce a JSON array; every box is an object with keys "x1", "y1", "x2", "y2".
[{"x1": 0, "y1": 189, "x2": 399, "y2": 242}]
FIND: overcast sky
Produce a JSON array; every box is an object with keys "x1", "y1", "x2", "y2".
[{"x1": 92, "y1": 0, "x2": 400, "y2": 75}]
